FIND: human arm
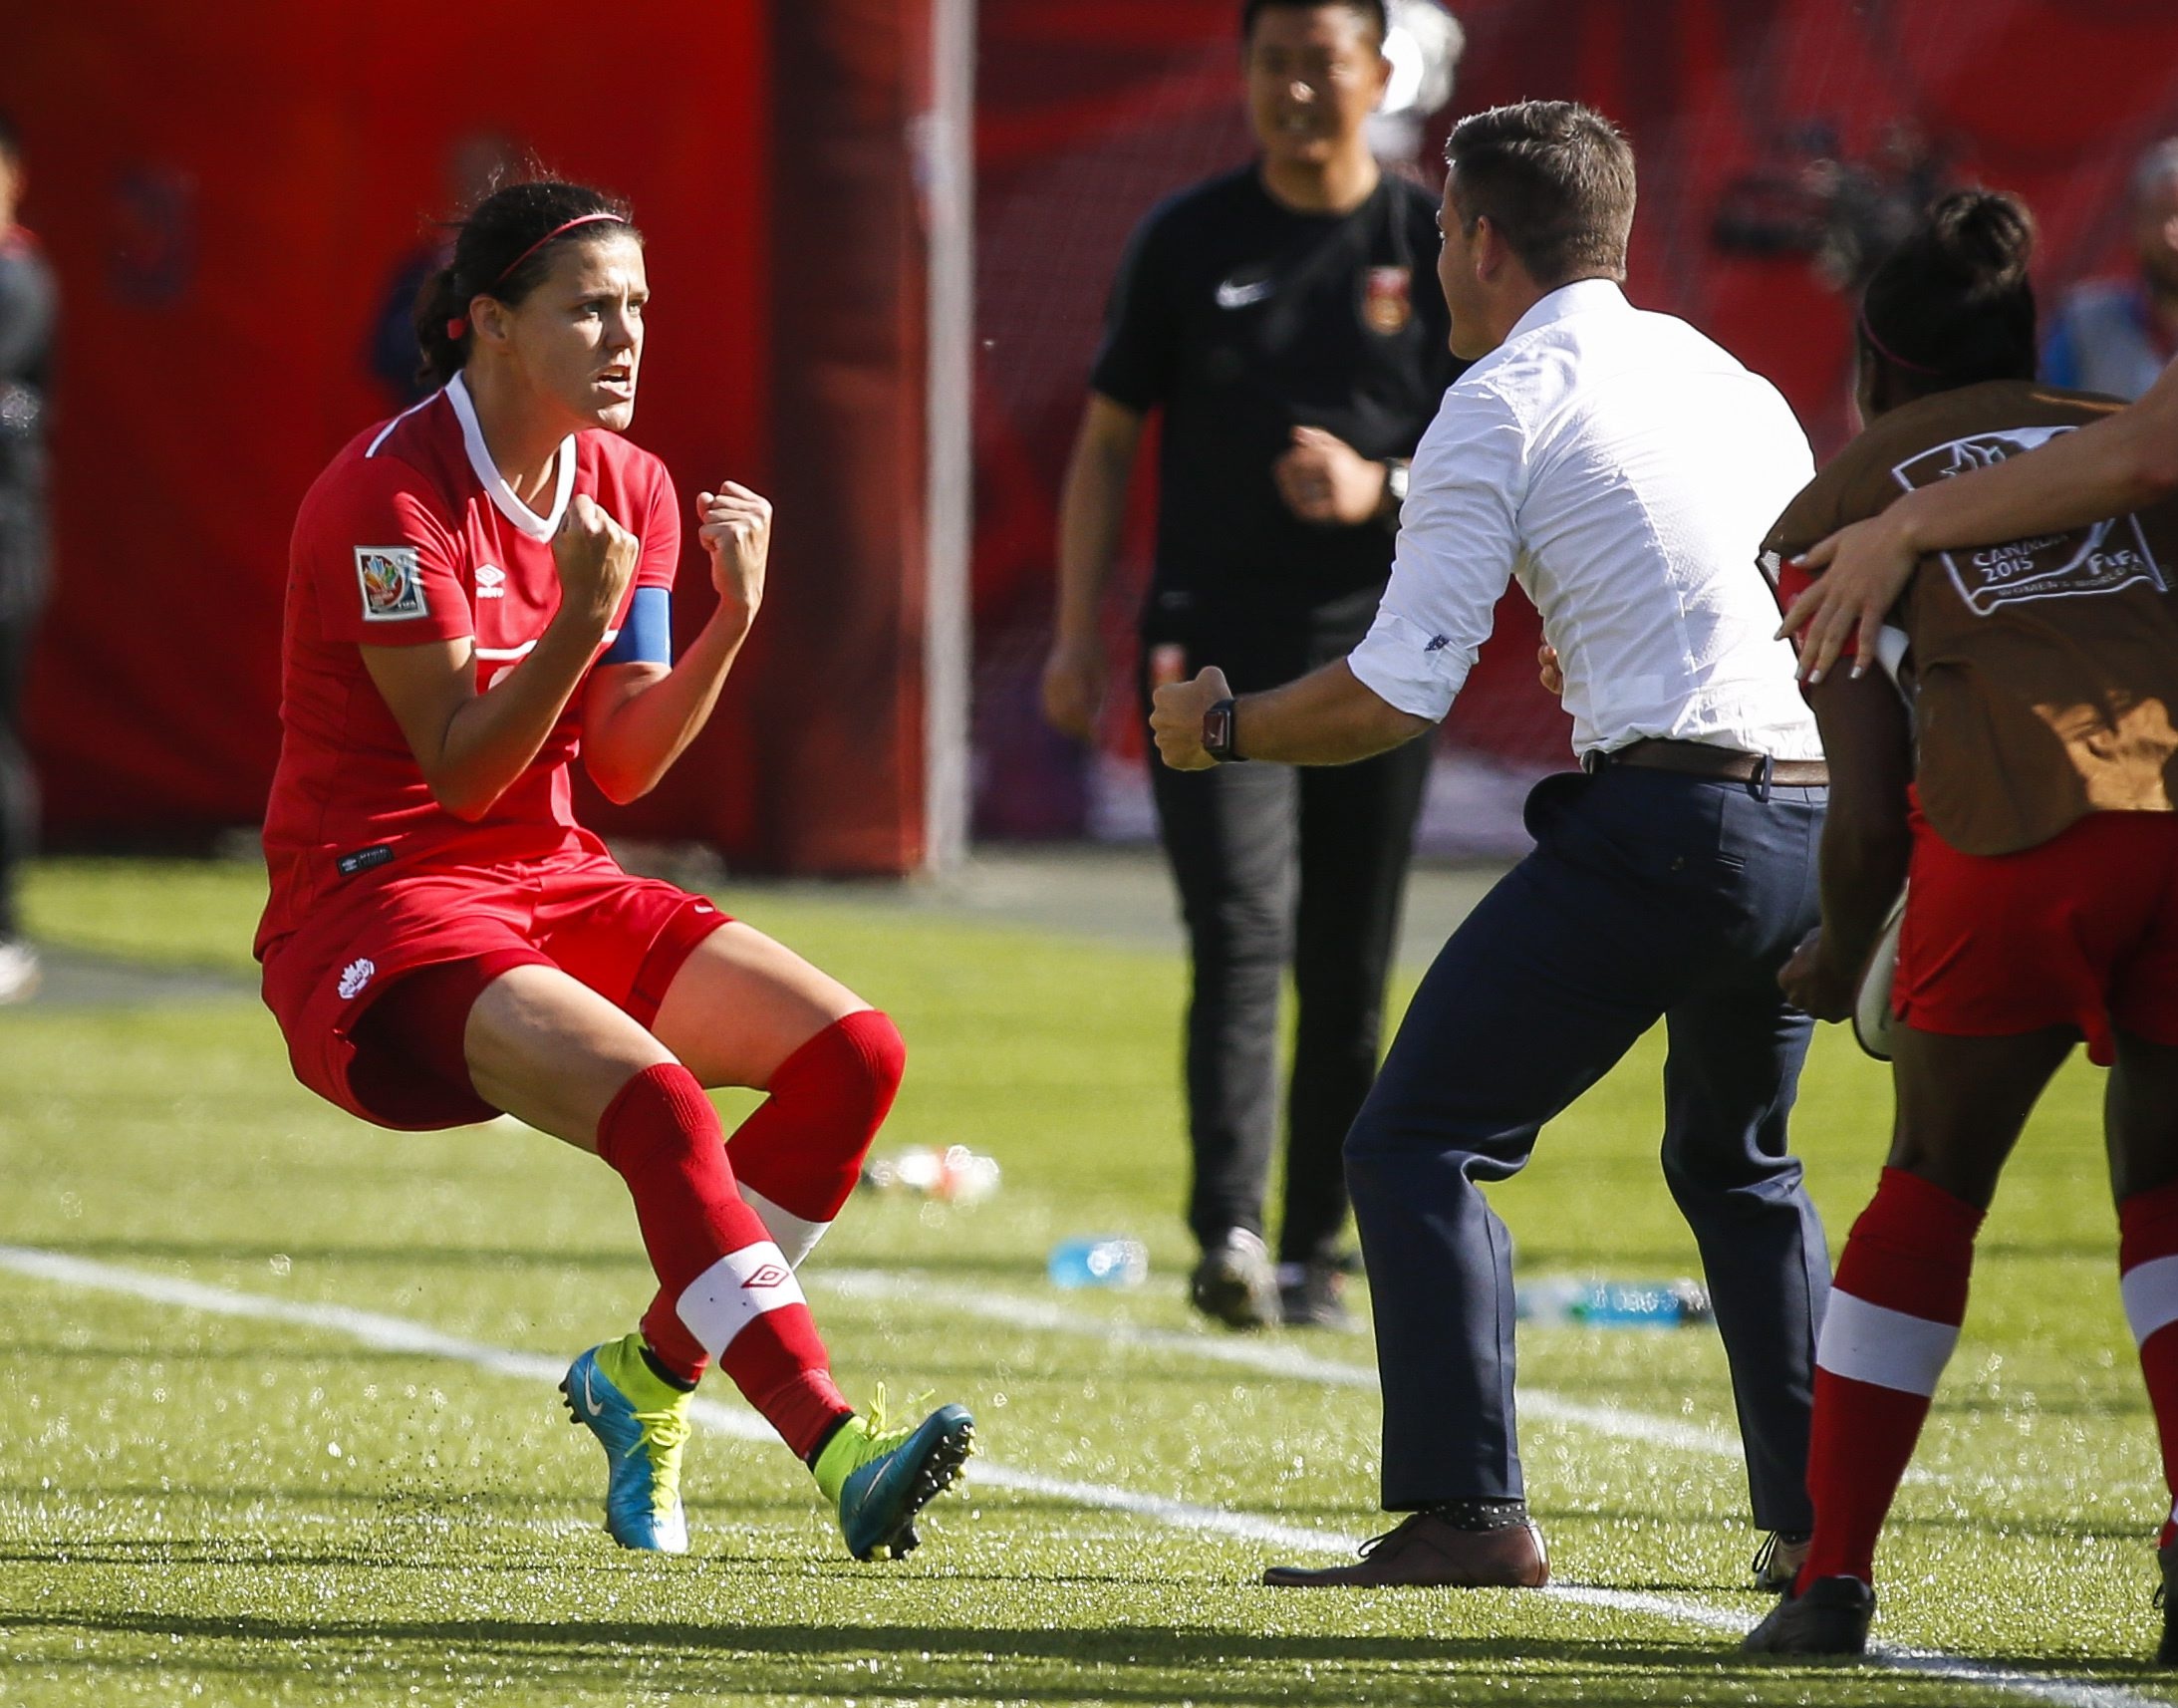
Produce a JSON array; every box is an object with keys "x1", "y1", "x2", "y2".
[
  {"x1": 1775, "y1": 667, "x2": 1916, "y2": 1020},
  {"x1": 1783, "y1": 357, "x2": 2178, "y2": 682},
  {"x1": 1149, "y1": 661, "x2": 1433, "y2": 769},
  {"x1": 1040, "y1": 394, "x2": 1147, "y2": 739},
  {"x1": 363, "y1": 495, "x2": 638, "y2": 821},
  {"x1": 581, "y1": 482, "x2": 769, "y2": 802}
]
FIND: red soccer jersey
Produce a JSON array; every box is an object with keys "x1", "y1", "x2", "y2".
[{"x1": 258, "y1": 376, "x2": 680, "y2": 955}]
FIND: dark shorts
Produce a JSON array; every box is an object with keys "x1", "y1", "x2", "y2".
[
  {"x1": 1897, "y1": 804, "x2": 2178, "y2": 1066},
  {"x1": 260, "y1": 848, "x2": 732, "y2": 1130}
]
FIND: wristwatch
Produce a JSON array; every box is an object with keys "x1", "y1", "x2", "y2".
[
  {"x1": 1380, "y1": 459, "x2": 1411, "y2": 526},
  {"x1": 1202, "y1": 698, "x2": 1246, "y2": 763}
]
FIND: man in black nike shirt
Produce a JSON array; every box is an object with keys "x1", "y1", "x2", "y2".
[{"x1": 1041, "y1": 0, "x2": 1460, "y2": 1330}]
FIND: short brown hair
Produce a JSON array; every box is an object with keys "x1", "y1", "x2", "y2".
[{"x1": 1443, "y1": 101, "x2": 1636, "y2": 287}]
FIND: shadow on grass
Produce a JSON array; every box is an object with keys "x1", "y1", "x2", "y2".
[{"x1": 11, "y1": 1607, "x2": 2170, "y2": 1704}]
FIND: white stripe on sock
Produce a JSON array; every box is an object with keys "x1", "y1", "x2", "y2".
[
  {"x1": 1815, "y1": 1287, "x2": 1960, "y2": 1397},
  {"x1": 675, "y1": 1241, "x2": 805, "y2": 1358},
  {"x1": 2121, "y1": 1254, "x2": 2178, "y2": 1348},
  {"x1": 737, "y1": 1185, "x2": 830, "y2": 1270}
]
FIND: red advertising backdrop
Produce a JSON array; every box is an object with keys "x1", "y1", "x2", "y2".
[
  {"x1": 970, "y1": 0, "x2": 2178, "y2": 840},
  {"x1": 7, "y1": 1, "x2": 944, "y2": 873}
]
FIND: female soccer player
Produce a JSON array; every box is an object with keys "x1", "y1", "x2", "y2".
[
  {"x1": 254, "y1": 177, "x2": 972, "y2": 1562},
  {"x1": 1743, "y1": 191, "x2": 2178, "y2": 1659}
]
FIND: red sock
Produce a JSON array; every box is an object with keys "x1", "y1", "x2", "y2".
[
  {"x1": 596, "y1": 1063, "x2": 851, "y2": 1458},
  {"x1": 2119, "y1": 1181, "x2": 2178, "y2": 1550},
  {"x1": 729, "y1": 1011, "x2": 906, "y2": 1267},
  {"x1": 1799, "y1": 1168, "x2": 1984, "y2": 1589}
]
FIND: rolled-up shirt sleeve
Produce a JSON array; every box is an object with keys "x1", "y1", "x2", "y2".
[{"x1": 1346, "y1": 386, "x2": 1527, "y2": 722}]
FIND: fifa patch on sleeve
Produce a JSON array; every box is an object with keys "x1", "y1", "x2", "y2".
[{"x1": 356, "y1": 547, "x2": 429, "y2": 622}]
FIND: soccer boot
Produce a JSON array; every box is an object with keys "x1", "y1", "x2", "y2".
[
  {"x1": 1263, "y1": 1508, "x2": 1549, "y2": 1587},
  {"x1": 1190, "y1": 1228, "x2": 1280, "y2": 1330},
  {"x1": 1751, "y1": 1529, "x2": 1811, "y2": 1592},
  {"x1": 561, "y1": 1333, "x2": 692, "y2": 1554},
  {"x1": 1742, "y1": 1573, "x2": 1875, "y2": 1656},
  {"x1": 814, "y1": 1387, "x2": 976, "y2": 1562}
]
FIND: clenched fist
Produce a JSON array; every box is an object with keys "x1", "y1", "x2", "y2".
[
  {"x1": 554, "y1": 493, "x2": 641, "y2": 625},
  {"x1": 697, "y1": 481, "x2": 772, "y2": 615},
  {"x1": 1150, "y1": 665, "x2": 1231, "y2": 771}
]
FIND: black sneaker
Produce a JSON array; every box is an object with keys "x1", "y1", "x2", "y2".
[
  {"x1": 1751, "y1": 1529, "x2": 1810, "y2": 1592},
  {"x1": 1190, "y1": 1229, "x2": 1279, "y2": 1330},
  {"x1": 1278, "y1": 1260, "x2": 1360, "y2": 1331},
  {"x1": 1742, "y1": 1573, "x2": 1875, "y2": 1656}
]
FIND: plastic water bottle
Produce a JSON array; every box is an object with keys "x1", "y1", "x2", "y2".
[
  {"x1": 1515, "y1": 1276, "x2": 1713, "y2": 1327},
  {"x1": 1047, "y1": 1237, "x2": 1150, "y2": 1289}
]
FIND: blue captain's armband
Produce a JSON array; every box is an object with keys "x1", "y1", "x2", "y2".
[{"x1": 601, "y1": 586, "x2": 673, "y2": 667}]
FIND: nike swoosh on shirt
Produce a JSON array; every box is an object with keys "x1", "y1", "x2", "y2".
[{"x1": 1215, "y1": 277, "x2": 1274, "y2": 309}]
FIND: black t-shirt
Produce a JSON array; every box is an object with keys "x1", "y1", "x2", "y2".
[{"x1": 1092, "y1": 165, "x2": 1458, "y2": 690}]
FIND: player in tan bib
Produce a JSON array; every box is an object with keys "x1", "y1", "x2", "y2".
[{"x1": 1745, "y1": 190, "x2": 2178, "y2": 1663}]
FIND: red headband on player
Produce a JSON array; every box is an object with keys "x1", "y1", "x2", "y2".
[
  {"x1": 442, "y1": 213, "x2": 629, "y2": 342},
  {"x1": 1858, "y1": 311, "x2": 1943, "y2": 378},
  {"x1": 492, "y1": 212, "x2": 628, "y2": 284}
]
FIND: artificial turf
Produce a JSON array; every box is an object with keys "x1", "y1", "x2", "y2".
[{"x1": 0, "y1": 855, "x2": 2169, "y2": 1705}]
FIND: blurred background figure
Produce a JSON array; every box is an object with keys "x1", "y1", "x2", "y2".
[
  {"x1": 1039, "y1": 0, "x2": 1459, "y2": 1332},
  {"x1": 0, "y1": 111, "x2": 56, "y2": 1002},
  {"x1": 2041, "y1": 138, "x2": 2178, "y2": 402},
  {"x1": 366, "y1": 131, "x2": 521, "y2": 409},
  {"x1": 1367, "y1": 0, "x2": 1465, "y2": 169}
]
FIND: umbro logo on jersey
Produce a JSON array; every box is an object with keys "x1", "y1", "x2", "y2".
[
  {"x1": 1215, "y1": 275, "x2": 1274, "y2": 310},
  {"x1": 474, "y1": 564, "x2": 507, "y2": 600},
  {"x1": 740, "y1": 1263, "x2": 792, "y2": 1290},
  {"x1": 337, "y1": 958, "x2": 377, "y2": 1000}
]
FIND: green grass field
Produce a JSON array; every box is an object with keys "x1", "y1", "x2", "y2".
[{"x1": 1, "y1": 855, "x2": 2172, "y2": 1706}]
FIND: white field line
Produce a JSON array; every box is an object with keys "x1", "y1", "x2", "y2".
[
  {"x1": 0, "y1": 1244, "x2": 2163, "y2": 1708},
  {"x1": 819, "y1": 1267, "x2": 1928, "y2": 1476}
]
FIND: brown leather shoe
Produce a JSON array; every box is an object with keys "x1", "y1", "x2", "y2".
[{"x1": 1262, "y1": 1510, "x2": 1549, "y2": 1587}]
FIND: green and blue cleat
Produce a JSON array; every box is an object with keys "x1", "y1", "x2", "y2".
[
  {"x1": 561, "y1": 1333, "x2": 692, "y2": 1554},
  {"x1": 814, "y1": 1387, "x2": 976, "y2": 1561}
]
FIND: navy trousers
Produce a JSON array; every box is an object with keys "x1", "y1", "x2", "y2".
[{"x1": 1345, "y1": 764, "x2": 1830, "y2": 1530}]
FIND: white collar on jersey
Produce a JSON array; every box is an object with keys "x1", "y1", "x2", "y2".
[{"x1": 443, "y1": 373, "x2": 577, "y2": 541}]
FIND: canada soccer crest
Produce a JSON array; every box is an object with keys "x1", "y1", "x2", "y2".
[
  {"x1": 356, "y1": 546, "x2": 428, "y2": 622},
  {"x1": 1363, "y1": 266, "x2": 1413, "y2": 335}
]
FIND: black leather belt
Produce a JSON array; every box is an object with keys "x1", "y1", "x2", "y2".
[{"x1": 1583, "y1": 737, "x2": 1828, "y2": 788}]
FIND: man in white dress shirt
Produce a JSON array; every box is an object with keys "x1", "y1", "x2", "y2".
[{"x1": 1153, "y1": 100, "x2": 1831, "y2": 1589}]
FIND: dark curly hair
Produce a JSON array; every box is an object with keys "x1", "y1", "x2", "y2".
[
  {"x1": 1858, "y1": 188, "x2": 2037, "y2": 396},
  {"x1": 412, "y1": 178, "x2": 640, "y2": 390}
]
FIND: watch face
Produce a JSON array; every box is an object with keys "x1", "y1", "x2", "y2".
[{"x1": 1204, "y1": 702, "x2": 1235, "y2": 759}]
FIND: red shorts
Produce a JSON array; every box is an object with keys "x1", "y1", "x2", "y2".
[
  {"x1": 260, "y1": 847, "x2": 732, "y2": 1130},
  {"x1": 1895, "y1": 802, "x2": 2178, "y2": 1066}
]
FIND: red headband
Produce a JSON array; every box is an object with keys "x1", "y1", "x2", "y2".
[
  {"x1": 441, "y1": 212, "x2": 628, "y2": 344},
  {"x1": 493, "y1": 211, "x2": 627, "y2": 284},
  {"x1": 1858, "y1": 310, "x2": 1943, "y2": 378}
]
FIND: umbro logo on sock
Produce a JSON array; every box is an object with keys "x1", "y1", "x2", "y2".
[{"x1": 741, "y1": 1264, "x2": 792, "y2": 1290}]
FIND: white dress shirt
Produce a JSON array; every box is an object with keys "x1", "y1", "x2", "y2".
[{"x1": 1347, "y1": 279, "x2": 1822, "y2": 761}]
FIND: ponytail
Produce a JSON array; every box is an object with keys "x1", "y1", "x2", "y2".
[{"x1": 1859, "y1": 189, "x2": 2038, "y2": 396}]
